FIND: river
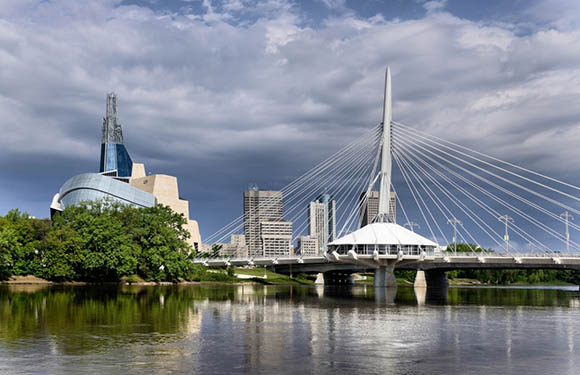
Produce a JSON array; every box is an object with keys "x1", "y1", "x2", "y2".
[{"x1": 0, "y1": 284, "x2": 578, "y2": 374}]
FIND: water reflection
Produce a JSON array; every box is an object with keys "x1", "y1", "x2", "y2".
[{"x1": 0, "y1": 284, "x2": 579, "y2": 375}]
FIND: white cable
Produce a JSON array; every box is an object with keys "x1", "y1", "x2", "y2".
[
  {"x1": 395, "y1": 121, "x2": 580, "y2": 193},
  {"x1": 395, "y1": 144, "x2": 502, "y2": 252},
  {"x1": 395, "y1": 133, "x2": 569, "y2": 253},
  {"x1": 205, "y1": 125, "x2": 381, "y2": 243},
  {"x1": 207, "y1": 127, "x2": 380, "y2": 244},
  {"x1": 394, "y1": 125, "x2": 580, "y2": 217},
  {"x1": 393, "y1": 152, "x2": 440, "y2": 243},
  {"x1": 395, "y1": 147, "x2": 484, "y2": 254}
]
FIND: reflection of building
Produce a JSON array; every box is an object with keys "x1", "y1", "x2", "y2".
[
  {"x1": 360, "y1": 191, "x2": 396, "y2": 226},
  {"x1": 298, "y1": 236, "x2": 318, "y2": 256},
  {"x1": 51, "y1": 93, "x2": 201, "y2": 251},
  {"x1": 308, "y1": 194, "x2": 336, "y2": 254},
  {"x1": 261, "y1": 221, "x2": 293, "y2": 257},
  {"x1": 244, "y1": 189, "x2": 291, "y2": 257}
]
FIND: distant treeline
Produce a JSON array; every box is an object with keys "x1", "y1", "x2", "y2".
[
  {"x1": 394, "y1": 242, "x2": 580, "y2": 285},
  {"x1": 444, "y1": 243, "x2": 580, "y2": 285},
  {"x1": 0, "y1": 201, "x2": 202, "y2": 282}
]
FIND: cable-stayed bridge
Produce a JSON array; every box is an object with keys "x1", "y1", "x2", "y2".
[{"x1": 196, "y1": 66, "x2": 580, "y2": 288}]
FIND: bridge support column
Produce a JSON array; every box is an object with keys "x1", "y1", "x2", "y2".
[
  {"x1": 374, "y1": 265, "x2": 396, "y2": 288},
  {"x1": 414, "y1": 270, "x2": 427, "y2": 288},
  {"x1": 424, "y1": 270, "x2": 449, "y2": 289}
]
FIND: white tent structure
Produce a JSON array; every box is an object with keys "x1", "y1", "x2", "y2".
[
  {"x1": 330, "y1": 222, "x2": 437, "y2": 255},
  {"x1": 328, "y1": 66, "x2": 438, "y2": 287}
]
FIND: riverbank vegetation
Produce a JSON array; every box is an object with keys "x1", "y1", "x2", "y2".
[
  {"x1": 444, "y1": 243, "x2": 580, "y2": 285},
  {"x1": 1, "y1": 207, "x2": 578, "y2": 285},
  {"x1": 0, "y1": 202, "x2": 198, "y2": 282}
]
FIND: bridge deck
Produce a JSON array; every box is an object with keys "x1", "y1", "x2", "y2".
[{"x1": 194, "y1": 253, "x2": 580, "y2": 273}]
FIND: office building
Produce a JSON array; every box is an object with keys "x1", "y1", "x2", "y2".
[
  {"x1": 360, "y1": 191, "x2": 396, "y2": 226},
  {"x1": 220, "y1": 234, "x2": 249, "y2": 257},
  {"x1": 261, "y1": 221, "x2": 293, "y2": 257},
  {"x1": 308, "y1": 193, "x2": 336, "y2": 254},
  {"x1": 244, "y1": 189, "x2": 284, "y2": 257},
  {"x1": 298, "y1": 236, "x2": 319, "y2": 256}
]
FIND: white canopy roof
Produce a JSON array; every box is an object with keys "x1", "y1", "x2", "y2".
[{"x1": 330, "y1": 222, "x2": 437, "y2": 247}]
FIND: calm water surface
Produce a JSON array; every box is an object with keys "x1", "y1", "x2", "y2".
[{"x1": 0, "y1": 284, "x2": 579, "y2": 375}]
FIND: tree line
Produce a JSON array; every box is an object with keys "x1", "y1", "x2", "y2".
[
  {"x1": 444, "y1": 243, "x2": 580, "y2": 285},
  {"x1": 0, "y1": 201, "x2": 199, "y2": 282}
]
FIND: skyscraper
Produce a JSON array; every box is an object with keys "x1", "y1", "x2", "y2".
[
  {"x1": 360, "y1": 191, "x2": 396, "y2": 226},
  {"x1": 308, "y1": 193, "x2": 336, "y2": 254},
  {"x1": 100, "y1": 93, "x2": 133, "y2": 178},
  {"x1": 244, "y1": 189, "x2": 292, "y2": 257}
]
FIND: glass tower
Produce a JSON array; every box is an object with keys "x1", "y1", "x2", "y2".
[{"x1": 99, "y1": 93, "x2": 133, "y2": 178}]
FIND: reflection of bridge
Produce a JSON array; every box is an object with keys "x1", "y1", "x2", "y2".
[{"x1": 199, "y1": 66, "x2": 580, "y2": 289}]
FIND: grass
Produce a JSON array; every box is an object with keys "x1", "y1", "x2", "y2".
[{"x1": 234, "y1": 268, "x2": 314, "y2": 286}]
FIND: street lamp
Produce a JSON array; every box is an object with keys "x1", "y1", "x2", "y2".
[
  {"x1": 447, "y1": 218, "x2": 462, "y2": 254},
  {"x1": 498, "y1": 215, "x2": 514, "y2": 254},
  {"x1": 560, "y1": 211, "x2": 574, "y2": 255}
]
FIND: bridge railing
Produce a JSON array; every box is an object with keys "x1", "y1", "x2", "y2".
[
  {"x1": 445, "y1": 252, "x2": 580, "y2": 258},
  {"x1": 193, "y1": 251, "x2": 580, "y2": 263}
]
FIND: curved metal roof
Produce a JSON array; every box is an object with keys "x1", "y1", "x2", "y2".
[{"x1": 330, "y1": 222, "x2": 437, "y2": 247}]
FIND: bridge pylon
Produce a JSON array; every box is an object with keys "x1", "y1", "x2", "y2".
[{"x1": 327, "y1": 66, "x2": 439, "y2": 288}]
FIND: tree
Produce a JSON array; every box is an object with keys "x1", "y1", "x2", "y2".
[
  {"x1": 0, "y1": 209, "x2": 45, "y2": 276},
  {"x1": 40, "y1": 224, "x2": 83, "y2": 281},
  {"x1": 131, "y1": 205, "x2": 193, "y2": 281}
]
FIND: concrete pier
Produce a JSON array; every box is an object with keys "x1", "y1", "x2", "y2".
[
  {"x1": 374, "y1": 264, "x2": 397, "y2": 288},
  {"x1": 414, "y1": 270, "x2": 427, "y2": 288}
]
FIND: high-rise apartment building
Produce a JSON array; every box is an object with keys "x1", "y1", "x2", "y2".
[
  {"x1": 244, "y1": 189, "x2": 292, "y2": 257},
  {"x1": 308, "y1": 194, "x2": 336, "y2": 254},
  {"x1": 360, "y1": 191, "x2": 396, "y2": 226}
]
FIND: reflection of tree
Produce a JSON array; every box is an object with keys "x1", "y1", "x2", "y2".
[
  {"x1": 447, "y1": 287, "x2": 574, "y2": 306},
  {"x1": 0, "y1": 286, "x2": 206, "y2": 354}
]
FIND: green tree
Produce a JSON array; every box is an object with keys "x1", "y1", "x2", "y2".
[
  {"x1": 39, "y1": 224, "x2": 83, "y2": 281},
  {"x1": 56, "y1": 201, "x2": 140, "y2": 280},
  {"x1": 0, "y1": 209, "x2": 46, "y2": 276},
  {"x1": 131, "y1": 205, "x2": 193, "y2": 281}
]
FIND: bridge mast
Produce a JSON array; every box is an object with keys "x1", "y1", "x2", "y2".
[{"x1": 376, "y1": 66, "x2": 393, "y2": 223}]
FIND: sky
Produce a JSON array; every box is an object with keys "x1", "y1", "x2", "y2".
[{"x1": 1, "y1": 0, "x2": 580, "y2": 247}]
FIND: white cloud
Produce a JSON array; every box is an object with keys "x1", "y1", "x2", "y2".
[
  {"x1": 318, "y1": 0, "x2": 347, "y2": 11},
  {"x1": 1, "y1": 0, "x2": 580, "y2": 223},
  {"x1": 422, "y1": 0, "x2": 447, "y2": 14}
]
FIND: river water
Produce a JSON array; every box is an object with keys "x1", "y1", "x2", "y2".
[{"x1": 0, "y1": 284, "x2": 578, "y2": 375}]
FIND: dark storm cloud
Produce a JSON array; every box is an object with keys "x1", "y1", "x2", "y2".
[{"x1": 1, "y1": 0, "x2": 580, "y2": 240}]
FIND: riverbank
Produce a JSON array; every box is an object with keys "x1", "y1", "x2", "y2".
[
  {"x1": 1, "y1": 269, "x2": 315, "y2": 287},
  {"x1": 3, "y1": 274, "x2": 576, "y2": 288}
]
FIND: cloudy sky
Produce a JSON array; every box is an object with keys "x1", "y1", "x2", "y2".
[{"x1": 1, "y1": 0, "x2": 580, "y2": 243}]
